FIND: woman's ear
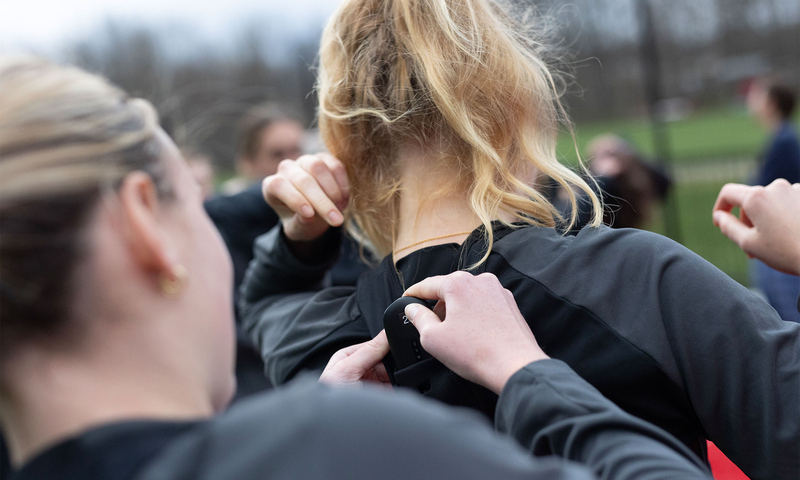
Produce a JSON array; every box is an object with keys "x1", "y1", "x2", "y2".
[{"x1": 116, "y1": 172, "x2": 175, "y2": 274}]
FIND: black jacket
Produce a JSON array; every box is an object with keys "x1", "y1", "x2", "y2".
[
  {"x1": 240, "y1": 223, "x2": 800, "y2": 480},
  {"x1": 11, "y1": 361, "x2": 710, "y2": 480}
]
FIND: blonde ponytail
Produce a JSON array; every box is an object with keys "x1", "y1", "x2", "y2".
[{"x1": 318, "y1": 0, "x2": 602, "y2": 261}]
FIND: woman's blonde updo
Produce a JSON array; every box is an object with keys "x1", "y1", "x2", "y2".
[
  {"x1": 318, "y1": 0, "x2": 601, "y2": 260},
  {"x1": 0, "y1": 57, "x2": 172, "y2": 355}
]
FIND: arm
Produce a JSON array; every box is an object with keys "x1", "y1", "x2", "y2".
[
  {"x1": 239, "y1": 226, "x2": 371, "y2": 384},
  {"x1": 312, "y1": 272, "x2": 710, "y2": 479},
  {"x1": 238, "y1": 153, "x2": 373, "y2": 384},
  {"x1": 402, "y1": 272, "x2": 709, "y2": 478},
  {"x1": 317, "y1": 362, "x2": 710, "y2": 480},
  {"x1": 497, "y1": 360, "x2": 710, "y2": 479},
  {"x1": 650, "y1": 236, "x2": 800, "y2": 479}
]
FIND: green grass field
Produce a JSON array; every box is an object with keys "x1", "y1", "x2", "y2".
[
  {"x1": 562, "y1": 107, "x2": 800, "y2": 286},
  {"x1": 555, "y1": 107, "x2": 793, "y2": 165},
  {"x1": 645, "y1": 183, "x2": 751, "y2": 286}
]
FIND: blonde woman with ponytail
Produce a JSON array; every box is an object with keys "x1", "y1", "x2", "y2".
[{"x1": 242, "y1": 1, "x2": 799, "y2": 479}]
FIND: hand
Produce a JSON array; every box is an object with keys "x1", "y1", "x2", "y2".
[
  {"x1": 262, "y1": 153, "x2": 350, "y2": 242},
  {"x1": 319, "y1": 331, "x2": 391, "y2": 387},
  {"x1": 403, "y1": 272, "x2": 549, "y2": 395},
  {"x1": 712, "y1": 180, "x2": 800, "y2": 276}
]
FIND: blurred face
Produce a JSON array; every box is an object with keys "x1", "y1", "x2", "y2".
[
  {"x1": 747, "y1": 82, "x2": 777, "y2": 128},
  {"x1": 586, "y1": 137, "x2": 629, "y2": 178},
  {"x1": 157, "y1": 132, "x2": 236, "y2": 410},
  {"x1": 246, "y1": 120, "x2": 304, "y2": 179}
]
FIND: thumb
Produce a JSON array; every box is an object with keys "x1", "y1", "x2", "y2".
[
  {"x1": 405, "y1": 303, "x2": 442, "y2": 335},
  {"x1": 341, "y1": 330, "x2": 390, "y2": 372}
]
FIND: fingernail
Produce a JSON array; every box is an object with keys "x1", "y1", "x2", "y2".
[
  {"x1": 328, "y1": 210, "x2": 343, "y2": 224},
  {"x1": 301, "y1": 205, "x2": 314, "y2": 217},
  {"x1": 712, "y1": 211, "x2": 722, "y2": 225},
  {"x1": 405, "y1": 304, "x2": 420, "y2": 320}
]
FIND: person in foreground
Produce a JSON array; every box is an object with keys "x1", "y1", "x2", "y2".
[
  {"x1": 239, "y1": 1, "x2": 800, "y2": 478},
  {"x1": 0, "y1": 57, "x2": 714, "y2": 480}
]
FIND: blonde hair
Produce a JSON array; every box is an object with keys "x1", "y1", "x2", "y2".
[
  {"x1": 318, "y1": 0, "x2": 601, "y2": 261},
  {"x1": 0, "y1": 56, "x2": 169, "y2": 354}
]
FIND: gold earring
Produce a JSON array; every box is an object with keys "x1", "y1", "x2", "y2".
[{"x1": 159, "y1": 264, "x2": 188, "y2": 296}]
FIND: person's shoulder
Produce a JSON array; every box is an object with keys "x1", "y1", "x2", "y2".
[
  {"x1": 136, "y1": 379, "x2": 556, "y2": 480},
  {"x1": 496, "y1": 224, "x2": 681, "y2": 267}
]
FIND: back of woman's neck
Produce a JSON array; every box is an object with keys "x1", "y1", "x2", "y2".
[
  {"x1": 394, "y1": 194, "x2": 480, "y2": 258},
  {"x1": 394, "y1": 147, "x2": 481, "y2": 260}
]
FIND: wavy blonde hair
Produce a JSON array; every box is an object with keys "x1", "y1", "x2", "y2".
[{"x1": 318, "y1": 0, "x2": 601, "y2": 261}]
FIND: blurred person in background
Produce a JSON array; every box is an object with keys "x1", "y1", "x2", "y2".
[
  {"x1": 182, "y1": 148, "x2": 216, "y2": 200},
  {"x1": 0, "y1": 57, "x2": 713, "y2": 480},
  {"x1": 584, "y1": 135, "x2": 671, "y2": 229},
  {"x1": 220, "y1": 104, "x2": 304, "y2": 195},
  {"x1": 550, "y1": 135, "x2": 671, "y2": 231},
  {"x1": 746, "y1": 78, "x2": 800, "y2": 322}
]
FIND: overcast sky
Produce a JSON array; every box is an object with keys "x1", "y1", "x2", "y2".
[{"x1": 0, "y1": 0, "x2": 342, "y2": 54}]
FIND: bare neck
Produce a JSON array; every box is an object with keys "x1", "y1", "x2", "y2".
[
  {"x1": 393, "y1": 145, "x2": 509, "y2": 261},
  {"x1": 1, "y1": 333, "x2": 213, "y2": 467}
]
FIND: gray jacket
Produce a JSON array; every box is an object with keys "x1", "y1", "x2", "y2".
[{"x1": 138, "y1": 360, "x2": 710, "y2": 480}]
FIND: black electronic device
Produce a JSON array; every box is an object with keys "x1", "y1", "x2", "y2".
[{"x1": 383, "y1": 296, "x2": 434, "y2": 370}]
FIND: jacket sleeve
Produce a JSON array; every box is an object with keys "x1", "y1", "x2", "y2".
[
  {"x1": 651, "y1": 239, "x2": 800, "y2": 480},
  {"x1": 136, "y1": 361, "x2": 711, "y2": 480},
  {"x1": 496, "y1": 360, "x2": 711, "y2": 479},
  {"x1": 239, "y1": 226, "x2": 372, "y2": 385}
]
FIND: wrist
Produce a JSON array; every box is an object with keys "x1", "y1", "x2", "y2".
[
  {"x1": 281, "y1": 226, "x2": 341, "y2": 265},
  {"x1": 489, "y1": 353, "x2": 550, "y2": 394}
]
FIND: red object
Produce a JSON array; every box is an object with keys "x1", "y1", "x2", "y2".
[{"x1": 707, "y1": 441, "x2": 749, "y2": 480}]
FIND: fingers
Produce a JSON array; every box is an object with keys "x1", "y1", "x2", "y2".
[
  {"x1": 404, "y1": 303, "x2": 443, "y2": 335},
  {"x1": 319, "y1": 331, "x2": 390, "y2": 386},
  {"x1": 713, "y1": 183, "x2": 752, "y2": 214},
  {"x1": 339, "y1": 330, "x2": 390, "y2": 372},
  {"x1": 713, "y1": 210, "x2": 754, "y2": 252},
  {"x1": 372, "y1": 362, "x2": 391, "y2": 384},
  {"x1": 403, "y1": 271, "x2": 475, "y2": 302},
  {"x1": 318, "y1": 154, "x2": 351, "y2": 202},
  {"x1": 403, "y1": 274, "x2": 448, "y2": 301},
  {"x1": 298, "y1": 154, "x2": 349, "y2": 211},
  {"x1": 262, "y1": 175, "x2": 315, "y2": 219},
  {"x1": 280, "y1": 159, "x2": 343, "y2": 226},
  {"x1": 262, "y1": 154, "x2": 350, "y2": 227}
]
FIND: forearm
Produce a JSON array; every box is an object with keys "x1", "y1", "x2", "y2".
[
  {"x1": 239, "y1": 225, "x2": 357, "y2": 384},
  {"x1": 496, "y1": 360, "x2": 710, "y2": 480},
  {"x1": 239, "y1": 225, "x2": 341, "y2": 307}
]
